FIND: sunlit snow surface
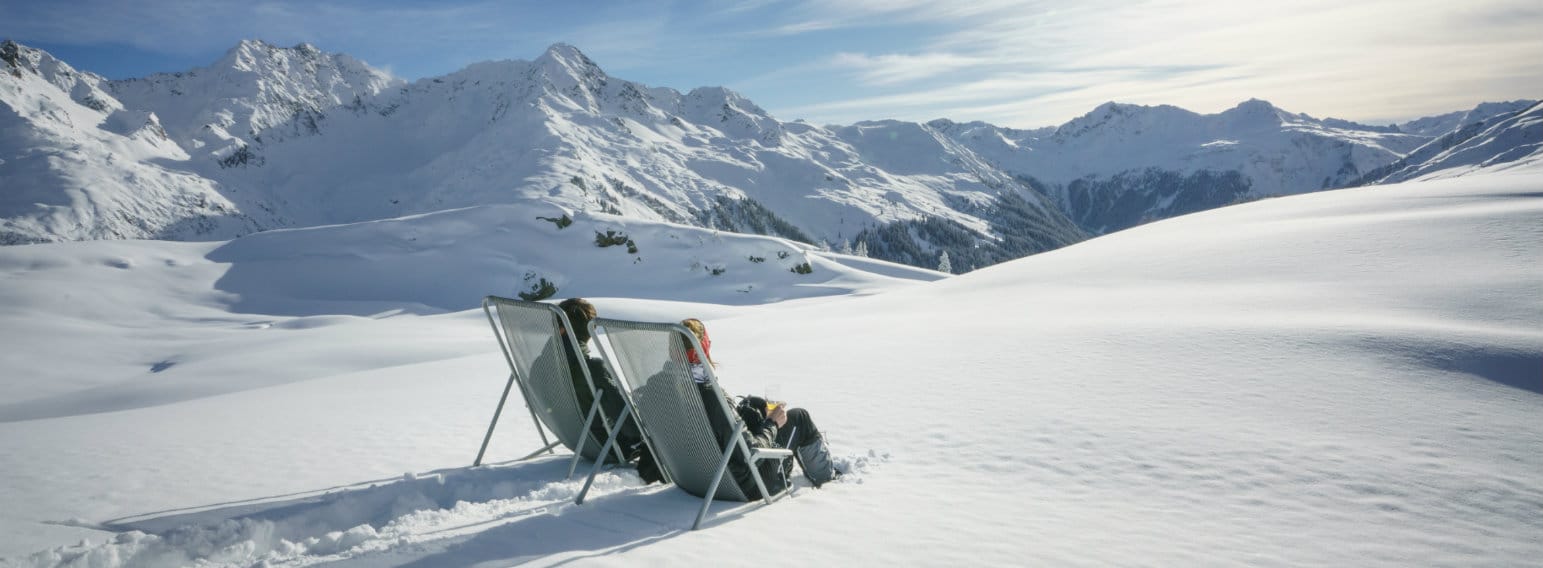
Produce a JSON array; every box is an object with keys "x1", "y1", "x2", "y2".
[{"x1": 1, "y1": 169, "x2": 1539, "y2": 567}]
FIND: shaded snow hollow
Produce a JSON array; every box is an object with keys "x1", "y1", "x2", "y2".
[{"x1": 0, "y1": 168, "x2": 1540, "y2": 566}]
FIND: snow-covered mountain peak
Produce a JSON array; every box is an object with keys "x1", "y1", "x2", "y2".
[
  {"x1": 1053, "y1": 101, "x2": 1198, "y2": 140},
  {"x1": 535, "y1": 42, "x2": 595, "y2": 69},
  {"x1": 927, "y1": 118, "x2": 1054, "y2": 144},
  {"x1": 925, "y1": 117, "x2": 959, "y2": 130},
  {"x1": 1, "y1": 39, "x2": 32, "y2": 73},
  {"x1": 528, "y1": 42, "x2": 609, "y2": 107},
  {"x1": 211, "y1": 39, "x2": 353, "y2": 80},
  {"x1": 684, "y1": 85, "x2": 752, "y2": 108},
  {"x1": 1063, "y1": 100, "x2": 1135, "y2": 131},
  {"x1": 105, "y1": 39, "x2": 401, "y2": 153},
  {"x1": 217, "y1": 39, "x2": 277, "y2": 71},
  {"x1": 1, "y1": 40, "x2": 55, "y2": 75},
  {"x1": 1397, "y1": 99, "x2": 1538, "y2": 138},
  {"x1": 926, "y1": 117, "x2": 1004, "y2": 132},
  {"x1": 203, "y1": 38, "x2": 396, "y2": 92},
  {"x1": 676, "y1": 85, "x2": 783, "y2": 143},
  {"x1": 1231, "y1": 97, "x2": 1280, "y2": 112},
  {"x1": 1217, "y1": 98, "x2": 1297, "y2": 129},
  {"x1": 682, "y1": 85, "x2": 770, "y2": 119},
  {"x1": 0, "y1": 40, "x2": 117, "y2": 113},
  {"x1": 1368, "y1": 101, "x2": 1543, "y2": 184}
]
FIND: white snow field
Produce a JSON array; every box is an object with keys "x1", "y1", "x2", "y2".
[{"x1": 1, "y1": 167, "x2": 1539, "y2": 567}]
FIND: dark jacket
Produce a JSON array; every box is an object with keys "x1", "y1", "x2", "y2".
[
  {"x1": 531, "y1": 337, "x2": 641, "y2": 463},
  {"x1": 700, "y1": 384, "x2": 789, "y2": 499}
]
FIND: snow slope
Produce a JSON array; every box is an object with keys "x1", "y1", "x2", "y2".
[
  {"x1": 0, "y1": 205, "x2": 937, "y2": 421},
  {"x1": 1372, "y1": 101, "x2": 1543, "y2": 184},
  {"x1": 1395, "y1": 100, "x2": 1537, "y2": 138},
  {"x1": 0, "y1": 163, "x2": 1538, "y2": 566}
]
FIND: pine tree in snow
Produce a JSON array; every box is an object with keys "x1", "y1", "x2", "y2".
[
  {"x1": 937, "y1": 251, "x2": 952, "y2": 273},
  {"x1": 854, "y1": 240, "x2": 869, "y2": 257}
]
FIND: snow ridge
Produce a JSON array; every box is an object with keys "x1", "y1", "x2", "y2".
[{"x1": 1360, "y1": 101, "x2": 1543, "y2": 184}]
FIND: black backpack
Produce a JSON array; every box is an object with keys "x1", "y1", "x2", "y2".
[{"x1": 736, "y1": 395, "x2": 793, "y2": 490}]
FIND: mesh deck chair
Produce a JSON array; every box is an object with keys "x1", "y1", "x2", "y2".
[
  {"x1": 587, "y1": 317, "x2": 793, "y2": 530},
  {"x1": 475, "y1": 296, "x2": 628, "y2": 478}
]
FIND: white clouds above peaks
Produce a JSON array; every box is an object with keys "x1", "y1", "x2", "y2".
[{"x1": 778, "y1": 0, "x2": 1543, "y2": 126}]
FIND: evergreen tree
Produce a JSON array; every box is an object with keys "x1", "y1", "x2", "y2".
[
  {"x1": 937, "y1": 251, "x2": 952, "y2": 273},
  {"x1": 854, "y1": 240, "x2": 869, "y2": 257}
]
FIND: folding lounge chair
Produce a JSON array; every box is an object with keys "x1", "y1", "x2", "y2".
[
  {"x1": 475, "y1": 296, "x2": 628, "y2": 478},
  {"x1": 586, "y1": 318, "x2": 793, "y2": 530}
]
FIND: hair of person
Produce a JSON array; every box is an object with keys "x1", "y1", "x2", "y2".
[
  {"x1": 558, "y1": 297, "x2": 597, "y2": 344},
  {"x1": 680, "y1": 318, "x2": 714, "y2": 366}
]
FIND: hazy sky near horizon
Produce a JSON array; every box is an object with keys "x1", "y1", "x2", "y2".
[{"x1": 3, "y1": 0, "x2": 1540, "y2": 128}]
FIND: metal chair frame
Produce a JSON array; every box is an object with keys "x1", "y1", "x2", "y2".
[
  {"x1": 476, "y1": 296, "x2": 628, "y2": 478},
  {"x1": 586, "y1": 317, "x2": 792, "y2": 529}
]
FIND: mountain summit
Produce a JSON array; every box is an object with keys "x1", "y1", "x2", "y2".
[{"x1": 109, "y1": 39, "x2": 401, "y2": 152}]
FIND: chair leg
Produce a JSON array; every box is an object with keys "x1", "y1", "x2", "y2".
[
  {"x1": 695, "y1": 422, "x2": 745, "y2": 530},
  {"x1": 575, "y1": 402, "x2": 635, "y2": 505},
  {"x1": 474, "y1": 373, "x2": 518, "y2": 467},
  {"x1": 740, "y1": 438, "x2": 775, "y2": 506},
  {"x1": 518, "y1": 440, "x2": 563, "y2": 461},
  {"x1": 570, "y1": 391, "x2": 607, "y2": 479}
]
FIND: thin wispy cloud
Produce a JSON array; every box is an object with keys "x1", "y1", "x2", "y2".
[
  {"x1": 752, "y1": 20, "x2": 844, "y2": 37},
  {"x1": 829, "y1": 52, "x2": 991, "y2": 85},
  {"x1": 785, "y1": 69, "x2": 1141, "y2": 116}
]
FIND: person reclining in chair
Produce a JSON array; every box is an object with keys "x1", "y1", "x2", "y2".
[
  {"x1": 539, "y1": 298, "x2": 647, "y2": 468},
  {"x1": 679, "y1": 318, "x2": 842, "y2": 494}
]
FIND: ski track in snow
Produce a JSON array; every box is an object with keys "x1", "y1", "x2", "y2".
[
  {"x1": 5, "y1": 448, "x2": 887, "y2": 568},
  {"x1": 18, "y1": 459, "x2": 596, "y2": 567}
]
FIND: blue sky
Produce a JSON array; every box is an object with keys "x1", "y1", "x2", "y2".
[{"x1": 3, "y1": 0, "x2": 1540, "y2": 128}]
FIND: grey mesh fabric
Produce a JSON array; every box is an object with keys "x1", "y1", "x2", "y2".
[
  {"x1": 481, "y1": 296, "x2": 616, "y2": 463},
  {"x1": 590, "y1": 318, "x2": 790, "y2": 505}
]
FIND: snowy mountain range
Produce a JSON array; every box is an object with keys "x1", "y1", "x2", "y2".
[{"x1": 2, "y1": 39, "x2": 1538, "y2": 272}]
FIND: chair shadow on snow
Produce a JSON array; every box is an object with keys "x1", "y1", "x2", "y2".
[
  {"x1": 327, "y1": 488, "x2": 760, "y2": 567},
  {"x1": 97, "y1": 456, "x2": 755, "y2": 565}
]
